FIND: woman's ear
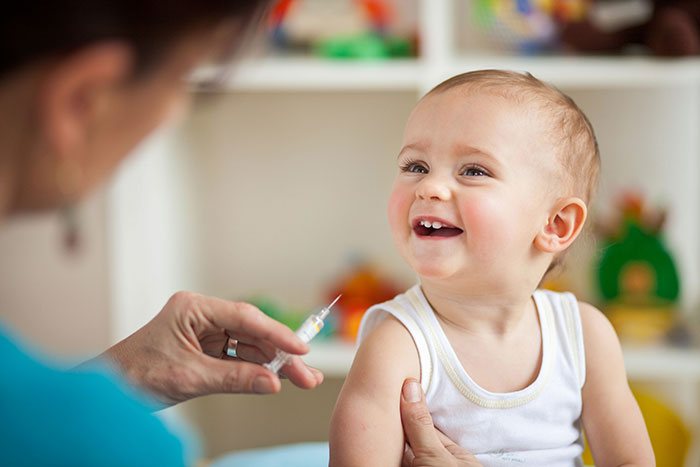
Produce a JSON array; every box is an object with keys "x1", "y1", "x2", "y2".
[
  {"x1": 535, "y1": 197, "x2": 587, "y2": 253},
  {"x1": 35, "y1": 41, "x2": 132, "y2": 161}
]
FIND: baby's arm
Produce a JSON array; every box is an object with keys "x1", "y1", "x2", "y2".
[
  {"x1": 579, "y1": 302, "x2": 655, "y2": 466},
  {"x1": 329, "y1": 315, "x2": 420, "y2": 466}
]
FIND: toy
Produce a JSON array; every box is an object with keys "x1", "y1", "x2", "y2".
[
  {"x1": 595, "y1": 191, "x2": 679, "y2": 305},
  {"x1": 326, "y1": 259, "x2": 402, "y2": 341},
  {"x1": 561, "y1": 0, "x2": 700, "y2": 56},
  {"x1": 269, "y1": 0, "x2": 415, "y2": 59},
  {"x1": 470, "y1": 0, "x2": 590, "y2": 54},
  {"x1": 594, "y1": 190, "x2": 680, "y2": 342}
]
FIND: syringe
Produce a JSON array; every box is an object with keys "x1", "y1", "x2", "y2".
[{"x1": 263, "y1": 294, "x2": 341, "y2": 374}]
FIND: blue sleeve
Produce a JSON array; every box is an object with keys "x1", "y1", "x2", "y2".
[{"x1": 0, "y1": 324, "x2": 196, "y2": 466}]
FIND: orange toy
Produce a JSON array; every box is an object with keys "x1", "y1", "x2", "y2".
[{"x1": 327, "y1": 261, "x2": 402, "y2": 341}]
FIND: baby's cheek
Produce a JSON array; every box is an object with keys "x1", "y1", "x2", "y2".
[
  {"x1": 387, "y1": 189, "x2": 410, "y2": 233},
  {"x1": 460, "y1": 197, "x2": 510, "y2": 251}
]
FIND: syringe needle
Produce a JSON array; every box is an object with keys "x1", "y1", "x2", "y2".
[
  {"x1": 328, "y1": 294, "x2": 342, "y2": 310},
  {"x1": 319, "y1": 294, "x2": 342, "y2": 319}
]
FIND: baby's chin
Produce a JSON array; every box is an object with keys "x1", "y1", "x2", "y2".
[
  {"x1": 406, "y1": 259, "x2": 462, "y2": 282},
  {"x1": 395, "y1": 245, "x2": 467, "y2": 280}
]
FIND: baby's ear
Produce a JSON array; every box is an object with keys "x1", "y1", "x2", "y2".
[{"x1": 534, "y1": 197, "x2": 587, "y2": 253}]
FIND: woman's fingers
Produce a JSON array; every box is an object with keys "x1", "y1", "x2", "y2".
[
  {"x1": 400, "y1": 379, "x2": 445, "y2": 455},
  {"x1": 402, "y1": 445, "x2": 415, "y2": 467},
  {"x1": 399, "y1": 378, "x2": 482, "y2": 466},
  {"x1": 199, "y1": 354, "x2": 282, "y2": 395},
  {"x1": 223, "y1": 342, "x2": 323, "y2": 389},
  {"x1": 173, "y1": 292, "x2": 323, "y2": 393},
  {"x1": 436, "y1": 429, "x2": 461, "y2": 452},
  {"x1": 224, "y1": 341, "x2": 270, "y2": 364},
  {"x1": 279, "y1": 356, "x2": 324, "y2": 389},
  {"x1": 197, "y1": 294, "x2": 309, "y2": 355},
  {"x1": 103, "y1": 291, "x2": 323, "y2": 405},
  {"x1": 436, "y1": 429, "x2": 479, "y2": 462}
]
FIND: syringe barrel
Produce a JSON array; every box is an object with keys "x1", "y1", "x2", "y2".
[
  {"x1": 264, "y1": 311, "x2": 326, "y2": 375},
  {"x1": 264, "y1": 350, "x2": 290, "y2": 373},
  {"x1": 295, "y1": 314, "x2": 324, "y2": 343}
]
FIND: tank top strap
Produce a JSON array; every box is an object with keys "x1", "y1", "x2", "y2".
[
  {"x1": 357, "y1": 285, "x2": 435, "y2": 394},
  {"x1": 548, "y1": 291, "x2": 586, "y2": 388}
]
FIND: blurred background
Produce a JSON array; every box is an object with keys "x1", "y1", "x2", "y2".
[{"x1": 2, "y1": 0, "x2": 700, "y2": 465}]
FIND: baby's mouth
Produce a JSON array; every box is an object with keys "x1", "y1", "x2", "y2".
[{"x1": 413, "y1": 219, "x2": 464, "y2": 237}]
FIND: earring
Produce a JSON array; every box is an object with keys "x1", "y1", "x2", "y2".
[
  {"x1": 61, "y1": 204, "x2": 81, "y2": 253},
  {"x1": 54, "y1": 161, "x2": 83, "y2": 253}
]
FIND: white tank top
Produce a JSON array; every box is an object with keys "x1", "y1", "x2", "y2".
[{"x1": 357, "y1": 285, "x2": 586, "y2": 467}]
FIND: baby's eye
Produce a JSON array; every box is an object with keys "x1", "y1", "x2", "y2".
[
  {"x1": 400, "y1": 161, "x2": 428, "y2": 174},
  {"x1": 461, "y1": 166, "x2": 488, "y2": 177}
]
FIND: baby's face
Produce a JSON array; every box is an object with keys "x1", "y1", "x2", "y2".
[{"x1": 388, "y1": 88, "x2": 560, "y2": 286}]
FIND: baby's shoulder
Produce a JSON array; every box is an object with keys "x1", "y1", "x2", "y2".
[
  {"x1": 353, "y1": 314, "x2": 421, "y2": 382},
  {"x1": 359, "y1": 313, "x2": 417, "y2": 355},
  {"x1": 575, "y1": 300, "x2": 616, "y2": 340},
  {"x1": 574, "y1": 300, "x2": 624, "y2": 369}
]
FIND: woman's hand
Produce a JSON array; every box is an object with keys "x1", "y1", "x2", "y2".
[
  {"x1": 400, "y1": 379, "x2": 482, "y2": 467},
  {"x1": 99, "y1": 291, "x2": 323, "y2": 405}
]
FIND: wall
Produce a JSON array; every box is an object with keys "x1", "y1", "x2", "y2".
[
  {"x1": 181, "y1": 90, "x2": 420, "y2": 307},
  {"x1": 0, "y1": 191, "x2": 111, "y2": 358}
]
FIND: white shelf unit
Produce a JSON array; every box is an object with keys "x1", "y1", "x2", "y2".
[
  {"x1": 306, "y1": 339, "x2": 700, "y2": 381},
  {"x1": 112, "y1": 0, "x2": 700, "y2": 338},
  {"x1": 196, "y1": 55, "x2": 700, "y2": 92},
  {"x1": 193, "y1": 58, "x2": 423, "y2": 91},
  {"x1": 106, "y1": 0, "x2": 700, "y2": 459}
]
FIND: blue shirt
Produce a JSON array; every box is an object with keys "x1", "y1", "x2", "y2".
[{"x1": 0, "y1": 322, "x2": 194, "y2": 466}]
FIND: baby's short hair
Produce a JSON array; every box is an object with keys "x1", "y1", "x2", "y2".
[{"x1": 427, "y1": 70, "x2": 600, "y2": 205}]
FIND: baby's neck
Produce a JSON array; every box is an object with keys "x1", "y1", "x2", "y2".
[{"x1": 420, "y1": 279, "x2": 536, "y2": 338}]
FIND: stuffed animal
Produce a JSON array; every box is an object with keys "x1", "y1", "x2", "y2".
[{"x1": 561, "y1": 0, "x2": 700, "y2": 56}]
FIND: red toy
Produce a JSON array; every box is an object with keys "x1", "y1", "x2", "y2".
[
  {"x1": 270, "y1": 0, "x2": 395, "y2": 32},
  {"x1": 326, "y1": 261, "x2": 401, "y2": 341}
]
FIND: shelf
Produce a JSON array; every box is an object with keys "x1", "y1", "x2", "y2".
[
  {"x1": 622, "y1": 344, "x2": 700, "y2": 381},
  {"x1": 190, "y1": 55, "x2": 700, "y2": 92},
  {"x1": 305, "y1": 340, "x2": 700, "y2": 381},
  {"x1": 304, "y1": 340, "x2": 357, "y2": 378},
  {"x1": 448, "y1": 55, "x2": 700, "y2": 88},
  {"x1": 192, "y1": 57, "x2": 422, "y2": 92}
]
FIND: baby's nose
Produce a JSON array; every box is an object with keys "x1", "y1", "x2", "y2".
[{"x1": 416, "y1": 175, "x2": 451, "y2": 201}]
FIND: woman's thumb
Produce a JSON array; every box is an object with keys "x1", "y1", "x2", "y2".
[{"x1": 400, "y1": 378, "x2": 442, "y2": 453}]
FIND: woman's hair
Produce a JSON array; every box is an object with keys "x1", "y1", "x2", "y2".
[{"x1": 0, "y1": 0, "x2": 272, "y2": 79}]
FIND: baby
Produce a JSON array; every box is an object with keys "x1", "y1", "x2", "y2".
[{"x1": 329, "y1": 70, "x2": 653, "y2": 466}]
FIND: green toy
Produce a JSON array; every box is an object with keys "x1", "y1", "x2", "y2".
[
  {"x1": 595, "y1": 191, "x2": 680, "y2": 308},
  {"x1": 314, "y1": 33, "x2": 413, "y2": 59},
  {"x1": 246, "y1": 295, "x2": 335, "y2": 339}
]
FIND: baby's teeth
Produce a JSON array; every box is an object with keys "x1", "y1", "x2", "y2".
[{"x1": 418, "y1": 220, "x2": 446, "y2": 229}]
